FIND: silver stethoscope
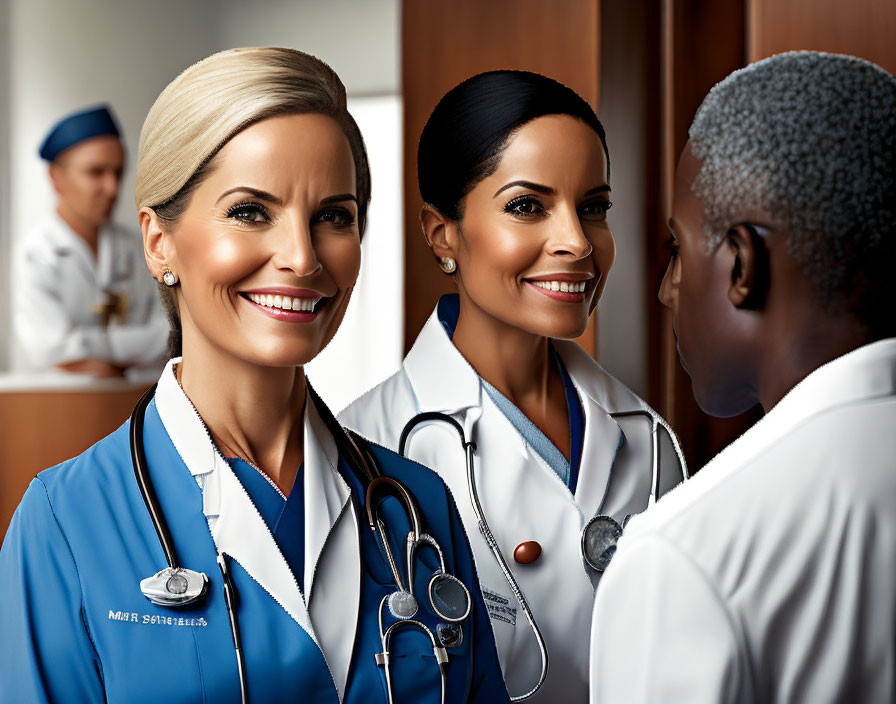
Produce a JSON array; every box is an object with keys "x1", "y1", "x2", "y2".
[
  {"x1": 398, "y1": 407, "x2": 687, "y2": 701},
  {"x1": 129, "y1": 383, "x2": 472, "y2": 704}
]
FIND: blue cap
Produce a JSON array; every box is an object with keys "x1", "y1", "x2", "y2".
[{"x1": 39, "y1": 105, "x2": 121, "y2": 162}]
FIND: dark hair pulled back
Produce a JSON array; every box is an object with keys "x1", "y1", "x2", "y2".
[{"x1": 418, "y1": 70, "x2": 609, "y2": 221}]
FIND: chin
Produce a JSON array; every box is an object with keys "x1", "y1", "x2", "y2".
[
  {"x1": 693, "y1": 382, "x2": 757, "y2": 419},
  {"x1": 239, "y1": 337, "x2": 326, "y2": 369}
]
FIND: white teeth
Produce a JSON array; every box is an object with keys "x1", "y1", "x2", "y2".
[
  {"x1": 247, "y1": 293, "x2": 322, "y2": 312},
  {"x1": 532, "y1": 280, "x2": 587, "y2": 293}
]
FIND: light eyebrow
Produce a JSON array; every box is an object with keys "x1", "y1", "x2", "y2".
[
  {"x1": 493, "y1": 180, "x2": 556, "y2": 198},
  {"x1": 319, "y1": 193, "x2": 357, "y2": 206},
  {"x1": 216, "y1": 187, "x2": 283, "y2": 206}
]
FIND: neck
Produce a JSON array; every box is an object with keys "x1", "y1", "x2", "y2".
[
  {"x1": 452, "y1": 294, "x2": 555, "y2": 404},
  {"x1": 57, "y1": 204, "x2": 99, "y2": 254},
  {"x1": 178, "y1": 331, "x2": 306, "y2": 495},
  {"x1": 758, "y1": 308, "x2": 877, "y2": 413},
  {"x1": 450, "y1": 292, "x2": 573, "y2": 463}
]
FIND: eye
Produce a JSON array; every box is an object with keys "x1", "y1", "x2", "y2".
[
  {"x1": 504, "y1": 195, "x2": 545, "y2": 218},
  {"x1": 227, "y1": 202, "x2": 270, "y2": 224},
  {"x1": 579, "y1": 199, "x2": 612, "y2": 221},
  {"x1": 315, "y1": 207, "x2": 356, "y2": 228},
  {"x1": 664, "y1": 235, "x2": 680, "y2": 258}
]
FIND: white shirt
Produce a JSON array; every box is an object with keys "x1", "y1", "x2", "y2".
[
  {"x1": 13, "y1": 212, "x2": 167, "y2": 370},
  {"x1": 590, "y1": 338, "x2": 896, "y2": 704},
  {"x1": 340, "y1": 305, "x2": 687, "y2": 702}
]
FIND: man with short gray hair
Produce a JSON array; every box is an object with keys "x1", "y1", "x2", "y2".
[{"x1": 590, "y1": 51, "x2": 896, "y2": 703}]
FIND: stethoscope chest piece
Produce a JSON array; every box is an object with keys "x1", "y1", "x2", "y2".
[
  {"x1": 388, "y1": 590, "x2": 419, "y2": 619},
  {"x1": 581, "y1": 515, "x2": 623, "y2": 573},
  {"x1": 428, "y1": 570, "x2": 471, "y2": 622},
  {"x1": 140, "y1": 567, "x2": 209, "y2": 607}
]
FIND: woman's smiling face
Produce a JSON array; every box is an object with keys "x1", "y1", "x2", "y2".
[
  {"x1": 157, "y1": 112, "x2": 361, "y2": 368},
  {"x1": 450, "y1": 114, "x2": 614, "y2": 339}
]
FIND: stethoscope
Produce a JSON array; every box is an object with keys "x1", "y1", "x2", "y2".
[
  {"x1": 129, "y1": 383, "x2": 472, "y2": 704},
  {"x1": 398, "y1": 406, "x2": 687, "y2": 701}
]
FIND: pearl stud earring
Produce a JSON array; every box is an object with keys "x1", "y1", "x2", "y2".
[
  {"x1": 441, "y1": 257, "x2": 456, "y2": 274},
  {"x1": 162, "y1": 270, "x2": 177, "y2": 286}
]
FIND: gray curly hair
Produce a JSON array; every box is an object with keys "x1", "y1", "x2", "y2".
[{"x1": 689, "y1": 51, "x2": 896, "y2": 318}]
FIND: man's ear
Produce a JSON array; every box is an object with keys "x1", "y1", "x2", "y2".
[
  {"x1": 726, "y1": 223, "x2": 769, "y2": 310},
  {"x1": 140, "y1": 207, "x2": 174, "y2": 282},
  {"x1": 420, "y1": 204, "x2": 459, "y2": 261}
]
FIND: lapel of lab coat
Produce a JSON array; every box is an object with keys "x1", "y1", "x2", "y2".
[
  {"x1": 154, "y1": 360, "x2": 359, "y2": 701},
  {"x1": 551, "y1": 340, "x2": 628, "y2": 521},
  {"x1": 402, "y1": 309, "x2": 625, "y2": 525}
]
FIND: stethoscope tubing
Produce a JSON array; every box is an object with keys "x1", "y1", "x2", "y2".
[
  {"x1": 130, "y1": 384, "x2": 181, "y2": 570},
  {"x1": 400, "y1": 414, "x2": 549, "y2": 701},
  {"x1": 132, "y1": 381, "x2": 464, "y2": 704}
]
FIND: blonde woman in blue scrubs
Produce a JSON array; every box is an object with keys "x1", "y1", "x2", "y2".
[{"x1": 0, "y1": 48, "x2": 508, "y2": 704}]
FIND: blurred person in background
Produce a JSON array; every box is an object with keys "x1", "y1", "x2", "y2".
[{"x1": 13, "y1": 104, "x2": 166, "y2": 378}]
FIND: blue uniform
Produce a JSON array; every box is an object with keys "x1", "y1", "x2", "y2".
[{"x1": 0, "y1": 364, "x2": 508, "y2": 703}]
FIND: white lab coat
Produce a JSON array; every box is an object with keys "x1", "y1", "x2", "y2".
[
  {"x1": 590, "y1": 338, "x2": 896, "y2": 704},
  {"x1": 339, "y1": 305, "x2": 686, "y2": 702},
  {"x1": 13, "y1": 212, "x2": 167, "y2": 370}
]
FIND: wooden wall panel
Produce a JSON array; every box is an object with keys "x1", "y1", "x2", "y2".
[
  {"x1": 650, "y1": 0, "x2": 762, "y2": 471},
  {"x1": 0, "y1": 387, "x2": 148, "y2": 539},
  {"x1": 749, "y1": 0, "x2": 896, "y2": 72},
  {"x1": 401, "y1": 0, "x2": 601, "y2": 354}
]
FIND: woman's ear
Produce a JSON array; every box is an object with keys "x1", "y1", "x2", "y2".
[
  {"x1": 140, "y1": 207, "x2": 174, "y2": 282},
  {"x1": 420, "y1": 204, "x2": 458, "y2": 260},
  {"x1": 726, "y1": 223, "x2": 769, "y2": 310}
]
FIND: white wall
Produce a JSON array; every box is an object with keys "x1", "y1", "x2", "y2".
[
  {"x1": 0, "y1": 0, "x2": 10, "y2": 369},
  {"x1": 4, "y1": 0, "x2": 404, "y2": 407},
  {"x1": 214, "y1": 0, "x2": 399, "y2": 96}
]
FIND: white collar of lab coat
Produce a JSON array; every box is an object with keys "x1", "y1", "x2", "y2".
[
  {"x1": 403, "y1": 305, "x2": 631, "y2": 517},
  {"x1": 403, "y1": 307, "x2": 483, "y2": 415},
  {"x1": 153, "y1": 359, "x2": 354, "y2": 638},
  {"x1": 627, "y1": 337, "x2": 896, "y2": 535}
]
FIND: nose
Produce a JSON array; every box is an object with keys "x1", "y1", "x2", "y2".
[
  {"x1": 101, "y1": 172, "x2": 120, "y2": 200},
  {"x1": 547, "y1": 204, "x2": 593, "y2": 259},
  {"x1": 271, "y1": 215, "x2": 322, "y2": 277},
  {"x1": 658, "y1": 258, "x2": 677, "y2": 308}
]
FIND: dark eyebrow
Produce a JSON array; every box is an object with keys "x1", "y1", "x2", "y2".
[
  {"x1": 493, "y1": 180, "x2": 556, "y2": 198},
  {"x1": 216, "y1": 187, "x2": 283, "y2": 206},
  {"x1": 493, "y1": 181, "x2": 611, "y2": 199},
  {"x1": 320, "y1": 193, "x2": 357, "y2": 206}
]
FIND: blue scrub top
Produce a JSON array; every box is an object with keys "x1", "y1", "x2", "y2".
[
  {"x1": 437, "y1": 294, "x2": 585, "y2": 491},
  {"x1": 0, "y1": 397, "x2": 509, "y2": 704}
]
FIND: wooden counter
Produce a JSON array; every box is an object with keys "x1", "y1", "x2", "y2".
[{"x1": 0, "y1": 374, "x2": 150, "y2": 540}]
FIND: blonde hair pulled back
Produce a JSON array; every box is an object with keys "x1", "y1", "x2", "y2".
[{"x1": 135, "y1": 47, "x2": 370, "y2": 356}]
